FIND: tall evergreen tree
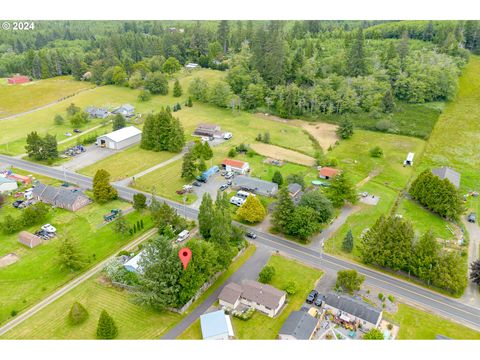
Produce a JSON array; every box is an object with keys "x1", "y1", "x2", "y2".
[
  {"x1": 346, "y1": 28, "x2": 367, "y2": 77},
  {"x1": 173, "y1": 78, "x2": 183, "y2": 97},
  {"x1": 112, "y1": 114, "x2": 126, "y2": 131},
  {"x1": 198, "y1": 193, "x2": 214, "y2": 239},
  {"x1": 342, "y1": 229, "x2": 354, "y2": 253},
  {"x1": 93, "y1": 169, "x2": 118, "y2": 203},
  {"x1": 272, "y1": 187, "x2": 295, "y2": 232},
  {"x1": 327, "y1": 172, "x2": 357, "y2": 208},
  {"x1": 181, "y1": 151, "x2": 197, "y2": 180},
  {"x1": 96, "y1": 310, "x2": 119, "y2": 339}
]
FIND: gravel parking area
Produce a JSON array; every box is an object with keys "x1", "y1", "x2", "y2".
[
  {"x1": 190, "y1": 173, "x2": 231, "y2": 210},
  {"x1": 55, "y1": 145, "x2": 117, "y2": 171}
]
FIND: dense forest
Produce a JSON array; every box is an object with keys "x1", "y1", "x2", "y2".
[{"x1": 1, "y1": 20, "x2": 478, "y2": 134}]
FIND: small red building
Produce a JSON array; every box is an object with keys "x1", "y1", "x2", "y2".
[
  {"x1": 7, "y1": 173, "x2": 32, "y2": 184},
  {"x1": 318, "y1": 167, "x2": 340, "y2": 180},
  {"x1": 7, "y1": 75, "x2": 30, "y2": 85}
]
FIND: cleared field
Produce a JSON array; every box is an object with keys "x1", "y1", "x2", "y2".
[
  {"x1": 1, "y1": 275, "x2": 182, "y2": 340},
  {"x1": 250, "y1": 143, "x2": 316, "y2": 166},
  {"x1": 416, "y1": 55, "x2": 480, "y2": 192},
  {"x1": 384, "y1": 303, "x2": 480, "y2": 340},
  {"x1": 327, "y1": 129, "x2": 426, "y2": 190},
  {"x1": 232, "y1": 255, "x2": 322, "y2": 339},
  {"x1": 298, "y1": 121, "x2": 339, "y2": 151},
  {"x1": 0, "y1": 76, "x2": 94, "y2": 119},
  {"x1": 79, "y1": 145, "x2": 178, "y2": 181},
  {"x1": 0, "y1": 196, "x2": 153, "y2": 326}
]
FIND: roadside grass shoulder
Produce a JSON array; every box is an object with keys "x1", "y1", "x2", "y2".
[{"x1": 384, "y1": 303, "x2": 480, "y2": 340}]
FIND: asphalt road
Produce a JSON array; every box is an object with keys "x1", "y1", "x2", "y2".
[
  {"x1": 0, "y1": 228, "x2": 158, "y2": 337},
  {"x1": 2, "y1": 154, "x2": 480, "y2": 331}
]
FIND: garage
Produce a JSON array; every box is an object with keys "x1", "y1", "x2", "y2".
[{"x1": 96, "y1": 126, "x2": 142, "y2": 150}]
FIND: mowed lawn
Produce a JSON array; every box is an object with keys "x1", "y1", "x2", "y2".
[
  {"x1": 327, "y1": 129, "x2": 425, "y2": 190},
  {"x1": 0, "y1": 199, "x2": 153, "y2": 326},
  {"x1": 417, "y1": 55, "x2": 480, "y2": 192},
  {"x1": 79, "y1": 144, "x2": 178, "y2": 181},
  {"x1": 232, "y1": 255, "x2": 322, "y2": 339},
  {"x1": 0, "y1": 76, "x2": 94, "y2": 119},
  {"x1": 325, "y1": 181, "x2": 398, "y2": 260},
  {"x1": 1, "y1": 275, "x2": 182, "y2": 340},
  {"x1": 384, "y1": 303, "x2": 480, "y2": 340},
  {"x1": 397, "y1": 198, "x2": 454, "y2": 241}
]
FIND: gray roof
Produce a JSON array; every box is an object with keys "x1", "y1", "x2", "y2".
[
  {"x1": 241, "y1": 280, "x2": 285, "y2": 309},
  {"x1": 431, "y1": 167, "x2": 460, "y2": 189},
  {"x1": 32, "y1": 183, "x2": 90, "y2": 209},
  {"x1": 288, "y1": 183, "x2": 302, "y2": 195},
  {"x1": 219, "y1": 283, "x2": 243, "y2": 304},
  {"x1": 279, "y1": 310, "x2": 318, "y2": 339},
  {"x1": 324, "y1": 293, "x2": 382, "y2": 325},
  {"x1": 233, "y1": 175, "x2": 278, "y2": 195}
]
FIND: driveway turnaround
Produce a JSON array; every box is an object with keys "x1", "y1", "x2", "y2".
[{"x1": 1, "y1": 154, "x2": 480, "y2": 331}]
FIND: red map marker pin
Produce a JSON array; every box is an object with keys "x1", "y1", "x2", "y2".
[{"x1": 178, "y1": 247, "x2": 192, "y2": 270}]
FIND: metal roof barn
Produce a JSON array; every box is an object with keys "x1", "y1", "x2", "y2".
[{"x1": 96, "y1": 126, "x2": 142, "y2": 150}]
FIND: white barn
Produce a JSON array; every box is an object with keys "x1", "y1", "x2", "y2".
[{"x1": 96, "y1": 126, "x2": 142, "y2": 150}]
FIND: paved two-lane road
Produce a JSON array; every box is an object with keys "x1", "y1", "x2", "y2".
[{"x1": 1, "y1": 154, "x2": 480, "y2": 332}]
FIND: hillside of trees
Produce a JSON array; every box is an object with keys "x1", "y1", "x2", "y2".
[{"x1": 1, "y1": 20, "x2": 477, "y2": 138}]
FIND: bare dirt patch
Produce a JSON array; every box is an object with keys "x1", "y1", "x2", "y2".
[
  {"x1": 0, "y1": 253, "x2": 20, "y2": 268},
  {"x1": 254, "y1": 112, "x2": 289, "y2": 123},
  {"x1": 250, "y1": 143, "x2": 316, "y2": 166},
  {"x1": 300, "y1": 122, "x2": 339, "y2": 151}
]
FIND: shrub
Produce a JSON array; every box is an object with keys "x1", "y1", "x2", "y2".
[
  {"x1": 133, "y1": 193, "x2": 147, "y2": 210},
  {"x1": 375, "y1": 119, "x2": 392, "y2": 132},
  {"x1": 284, "y1": 281, "x2": 297, "y2": 295},
  {"x1": 335, "y1": 269, "x2": 365, "y2": 294},
  {"x1": 388, "y1": 295, "x2": 395, "y2": 303},
  {"x1": 11, "y1": 310, "x2": 18, "y2": 317},
  {"x1": 138, "y1": 89, "x2": 152, "y2": 102},
  {"x1": 69, "y1": 302, "x2": 89, "y2": 325},
  {"x1": 378, "y1": 293, "x2": 385, "y2": 301},
  {"x1": 369, "y1": 146, "x2": 383, "y2": 158},
  {"x1": 96, "y1": 310, "x2": 118, "y2": 339},
  {"x1": 387, "y1": 323, "x2": 393, "y2": 330},
  {"x1": 259, "y1": 265, "x2": 276, "y2": 284},
  {"x1": 363, "y1": 327, "x2": 384, "y2": 340},
  {"x1": 228, "y1": 148, "x2": 236, "y2": 157},
  {"x1": 232, "y1": 307, "x2": 255, "y2": 321}
]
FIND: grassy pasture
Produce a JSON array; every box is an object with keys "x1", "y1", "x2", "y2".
[
  {"x1": 416, "y1": 55, "x2": 480, "y2": 193},
  {"x1": 0, "y1": 76, "x2": 94, "y2": 119},
  {"x1": 0, "y1": 195, "x2": 153, "y2": 326}
]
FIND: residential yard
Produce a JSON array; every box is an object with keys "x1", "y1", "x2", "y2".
[
  {"x1": 2, "y1": 243, "x2": 257, "y2": 339},
  {"x1": 397, "y1": 198, "x2": 455, "y2": 241},
  {"x1": 0, "y1": 197, "x2": 153, "y2": 326},
  {"x1": 0, "y1": 76, "x2": 94, "y2": 119},
  {"x1": 416, "y1": 55, "x2": 480, "y2": 193},
  {"x1": 178, "y1": 319, "x2": 202, "y2": 340},
  {"x1": 232, "y1": 254, "x2": 322, "y2": 339},
  {"x1": 327, "y1": 129, "x2": 426, "y2": 190},
  {"x1": 79, "y1": 144, "x2": 178, "y2": 181},
  {"x1": 384, "y1": 303, "x2": 480, "y2": 340}
]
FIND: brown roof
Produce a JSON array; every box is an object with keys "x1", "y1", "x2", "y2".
[
  {"x1": 18, "y1": 231, "x2": 42, "y2": 248},
  {"x1": 319, "y1": 167, "x2": 339, "y2": 178},
  {"x1": 241, "y1": 280, "x2": 285, "y2": 309},
  {"x1": 218, "y1": 282, "x2": 243, "y2": 304}
]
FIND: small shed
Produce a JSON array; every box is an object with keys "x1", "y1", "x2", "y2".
[
  {"x1": 200, "y1": 310, "x2": 234, "y2": 340},
  {"x1": 8, "y1": 75, "x2": 30, "y2": 85},
  {"x1": 0, "y1": 177, "x2": 18, "y2": 193},
  {"x1": 96, "y1": 126, "x2": 142, "y2": 150},
  {"x1": 193, "y1": 124, "x2": 222, "y2": 138},
  {"x1": 318, "y1": 167, "x2": 339, "y2": 180},
  {"x1": 221, "y1": 158, "x2": 250, "y2": 174},
  {"x1": 7, "y1": 173, "x2": 31, "y2": 184},
  {"x1": 18, "y1": 231, "x2": 42, "y2": 248}
]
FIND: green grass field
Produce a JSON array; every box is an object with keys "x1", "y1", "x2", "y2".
[
  {"x1": 2, "y1": 243, "x2": 257, "y2": 339},
  {"x1": 384, "y1": 303, "x2": 480, "y2": 340},
  {"x1": 79, "y1": 144, "x2": 178, "y2": 181},
  {"x1": 232, "y1": 255, "x2": 322, "y2": 339},
  {"x1": 327, "y1": 129, "x2": 426, "y2": 190},
  {"x1": 417, "y1": 55, "x2": 480, "y2": 193},
  {"x1": 0, "y1": 197, "x2": 153, "y2": 326},
  {"x1": 397, "y1": 198, "x2": 454, "y2": 241},
  {"x1": 320, "y1": 101, "x2": 443, "y2": 140},
  {"x1": 0, "y1": 76, "x2": 94, "y2": 119}
]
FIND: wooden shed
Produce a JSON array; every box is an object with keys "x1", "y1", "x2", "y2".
[{"x1": 18, "y1": 231, "x2": 42, "y2": 248}]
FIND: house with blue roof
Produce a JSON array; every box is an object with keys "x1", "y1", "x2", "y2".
[{"x1": 200, "y1": 309, "x2": 234, "y2": 340}]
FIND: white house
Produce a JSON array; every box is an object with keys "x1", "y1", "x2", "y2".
[
  {"x1": 96, "y1": 126, "x2": 142, "y2": 150},
  {"x1": 221, "y1": 158, "x2": 250, "y2": 174},
  {"x1": 200, "y1": 310, "x2": 234, "y2": 340},
  {"x1": 0, "y1": 177, "x2": 18, "y2": 193},
  {"x1": 123, "y1": 251, "x2": 145, "y2": 273},
  {"x1": 219, "y1": 280, "x2": 286, "y2": 318}
]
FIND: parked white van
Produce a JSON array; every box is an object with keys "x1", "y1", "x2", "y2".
[{"x1": 177, "y1": 230, "x2": 190, "y2": 242}]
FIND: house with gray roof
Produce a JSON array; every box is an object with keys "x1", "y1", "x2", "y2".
[
  {"x1": 431, "y1": 166, "x2": 461, "y2": 189},
  {"x1": 219, "y1": 280, "x2": 286, "y2": 317},
  {"x1": 232, "y1": 175, "x2": 278, "y2": 197},
  {"x1": 323, "y1": 293, "x2": 383, "y2": 331},
  {"x1": 112, "y1": 104, "x2": 135, "y2": 118},
  {"x1": 279, "y1": 310, "x2": 319, "y2": 340},
  {"x1": 86, "y1": 106, "x2": 109, "y2": 119},
  {"x1": 31, "y1": 183, "x2": 91, "y2": 212}
]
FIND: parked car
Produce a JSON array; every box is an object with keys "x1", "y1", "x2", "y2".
[
  {"x1": 468, "y1": 212, "x2": 477, "y2": 223},
  {"x1": 229, "y1": 196, "x2": 245, "y2": 207},
  {"x1": 12, "y1": 200, "x2": 24, "y2": 208},
  {"x1": 306, "y1": 290, "x2": 318, "y2": 304},
  {"x1": 314, "y1": 295, "x2": 324, "y2": 307},
  {"x1": 177, "y1": 230, "x2": 190, "y2": 242},
  {"x1": 41, "y1": 224, "x2": 57, "y2": 233},
  {"x1": 245, "y1": 231, "x2": 257, "y2": 239},
  {"x1": 219, "y1": 184, "x2": 229, "y2": 191},
  {"x1": 224, "y1": 171, "x2": 234, "y2": 179},
  {"x1": 65, "y1": 132, "x2": 72, "y2": 137},
  {"x1": 192, "y1": 181, "x2": 202, "y2": 187},
  {"x1": 220, "y1": 170, "x2": 227, "y2": 176},
  {"x1": 226, "y1": 179, "x2": 233, "y2": 185},
  {"x1": 73, "y1": 129, "x2": 82, "y2": 133},
  {"x1": 223, "y1": 132, "x2": 233, "y2": 140}
]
